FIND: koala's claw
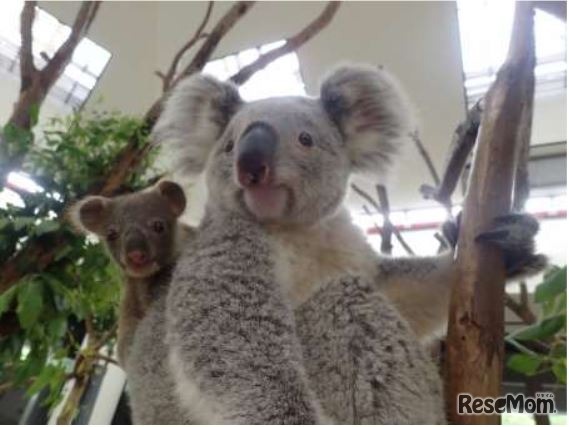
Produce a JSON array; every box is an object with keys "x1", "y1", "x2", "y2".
[
  {"x1": 475, "y1": 229, "x2": 510, "y2": 243},
  {"x1": 476, "y1": 213, "x2": 540, "y2": 250},
  {"x1": 442, "y1": 212, "x2": 547, "y2": 280}
]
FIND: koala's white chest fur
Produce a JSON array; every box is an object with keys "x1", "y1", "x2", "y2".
[{"x1": 269, "y1": 209, "x2": 377, "y2": 306}]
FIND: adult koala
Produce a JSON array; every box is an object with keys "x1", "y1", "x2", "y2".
[
  {"x1": 150, "y1": 64, "x2": 544, "y2": 423},
  {"x1": 152, "y1": 64, "x2": 446, "y2": 424},
  {"x1": 155, "y1": 64, "x2": 545, "y2": 342}
]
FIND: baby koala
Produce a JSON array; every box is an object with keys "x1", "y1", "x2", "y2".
[{"x1": 68, "y1": 180, "x2": 192, "y2": 367}]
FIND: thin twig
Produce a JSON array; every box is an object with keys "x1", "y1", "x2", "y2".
[
  {"x1": 505, "y1": 282, "x2": 537, "y2": 325},
  {"x1": 351, "y1": 183, "x2": 381, "y2": 212},
  {"x1": 352, "y1": 183, "x2": 415, "y2": 256},
  {"x1": 159, "y1": 1, "x2": 214, "y2": 92},
  {"x1": 230, "y1": 2, "x2": 341, "y2": 85},
  {"x1": 94, "y1": 323, "x2": 118, "y2": 351},
  {"x1": 410, "y1": 130, "x2": 440, "y2": 187},
  {"x1": 92, "y1": 354, "x2": 119, "y2": 366},
  {"x1": 172, "y1": 1, "x2": 256, "y2": 87}
]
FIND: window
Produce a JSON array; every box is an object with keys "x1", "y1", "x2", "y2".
[
  {"x1": 0, "y1": 1, "x2": 111, "y2": 109},
  {"x1": 203, "y1": 40, "x2": 306, "y2": 101},
  {"x1": 456, "y1": 0, "x2": 566, "y2": 106}
]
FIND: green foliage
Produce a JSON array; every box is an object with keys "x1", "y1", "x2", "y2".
[
  {"x1": 507, "y1": 266, "x2": 567, "y2": 385},
  {"x1": 0, "y1": 111, "x2": 156, "y2": 409}
]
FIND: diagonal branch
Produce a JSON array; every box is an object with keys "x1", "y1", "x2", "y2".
[
  {"x1": 352, "y1": 183, "x2": 415, "y2": 256},
  {"x1": 172, "y1": 1, "x2": 256, "y2": 87},
  {"x1": 19, "y1": 1, "x2": 37, "y2": 93},
  {"x1": 2, "y1": 1, "x2": 101, "y2": 175},
  {"x1": 158, "y1": 1, "x2": 214, "y2": 92},
  {"x1": 410, "y1": 130, "x2": 440, "y2": 187},
  {"x1": 419, "y1": 99, "x2": 483, "y2": 210},
  {"x1": 41, "y1": 1, "x2": 101, "y2": 81},
  {"x1": 230, "y1": 1, "x2": 341, "y2": 85}
]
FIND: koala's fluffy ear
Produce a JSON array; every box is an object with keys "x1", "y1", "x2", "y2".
[
  {"x1": 152, "y1": 74, "x2": 243, "y2": 177},
  {"x1": 68, "y1": 196, "x2": 110, "y2": 235},
  {"x1": 320, "y1": 64, "x2": 414, "y2": 175},
  {"x1": 155, "y1": 180, "x2": 186, "y2": 217}
]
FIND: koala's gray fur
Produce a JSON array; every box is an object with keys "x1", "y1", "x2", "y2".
[
  {"x1": 150, "y1": 63, "x2": 544, "y2": 423},
  {"x1": 154, "y1": 64, "x2": 545, "y2": 344},
  {"x1": 296, "y1": 275, "x2": 445, "y2": 424},
  {"x1": 68, "y1": 182, "x2": 197, "y2": 424},
  {"x1": 68, "y1": 181, "x2": 192, "y2": 367},
  {"x1": 167, "y1": 210, "x2": 325, "y2": 423},
  {"x1": 150, "y1": 64, "x2": 446, "y2": 424}
]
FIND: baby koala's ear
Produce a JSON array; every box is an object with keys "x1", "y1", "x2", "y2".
[
  {"x1": 152, "y1": 74, "x2": 243, "y2": 177},
  {"x1": 68, "y1": 196, "x2": 110, "y2": 235},
  {"x1": 319, "y1": 64, "x2": 414, "y2": 175},
  {"x1": 156, "y1": 180, "x2": 186, "y2": 217}
]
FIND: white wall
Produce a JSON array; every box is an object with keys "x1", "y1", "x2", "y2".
[{"x1": 20, "y1": 1, "x2": 568, "y2": 214}]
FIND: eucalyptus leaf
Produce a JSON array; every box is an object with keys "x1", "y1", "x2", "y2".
[
  {"x1": 17, "y1": 279, "x2": 44, "y2": 330},
  {"x1": 535, "y1": 267, "x2": 567, "y2": 303},
  {"x1": 507, "y1": 353, "x2": 542, "y2": 375},
  {"x1": 511, "y1": 314, "x2": 566, "y2": 341}
]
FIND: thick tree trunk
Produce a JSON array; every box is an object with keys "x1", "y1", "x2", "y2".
[{"x1": 445, "y1": 2, "x2": 536, "y2": 424}]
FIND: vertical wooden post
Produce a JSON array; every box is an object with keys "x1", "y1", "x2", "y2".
[{"x1": 445, "y1": 3, "x2": 536, "y2": 424}]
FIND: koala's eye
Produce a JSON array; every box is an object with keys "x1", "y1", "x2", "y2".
[
  {"x1": 224, "y1": 140, "x2": 234, "y2": 153},
  {"x1": 152, "y1": 220, "x2": 165, "y2": 234},
  {"x1": 106, "y1": 227, "x2": 119, "y2": 242},
  {"x1": 298, "y1": 132, "x2": 314, "y2": 148}
]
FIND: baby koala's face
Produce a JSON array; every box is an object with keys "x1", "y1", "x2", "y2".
[{"x1": 70, "y1": 181, "x2": 186, "y2": 278}]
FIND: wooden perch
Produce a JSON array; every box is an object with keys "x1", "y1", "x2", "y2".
[
  {"x1": 445, "y1": 2, "x2": 536, "y2": 424},
  {"x1": 230, "y1": 2, "x2": 341, "y2": 85},
  {"x1": 419, "y1": 100, "x2": 483, "y2": 211}
]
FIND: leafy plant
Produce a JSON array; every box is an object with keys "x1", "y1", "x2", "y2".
[
  {"x1": 506, "y1": 266, "x2": 567, "y2": 384},
  {"x1": 0, "y1": 111, "x2": 157, "y2": 409}
]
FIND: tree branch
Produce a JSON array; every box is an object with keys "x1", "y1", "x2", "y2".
[
  {"x1": 410, "y1": 130, "x2": 440, "y2": 187},
  {"x1": 172, "y1": 1, "x2": 256, "y2": 87},
  {"x1": 2, "y1": 1, "x2": 101, "y2": 182},
  {"x1": 159, "y1": 1, "x2": 214, "y2": 92},
  {"x1": 419, "y1": 99, "x2": 483, "y2": 210},
  {"x1": 505, "y1": 282, "x2": 537, "y2": 325},
  {"x1": 42, "y1": 2, "x2": 101, "y2": 81},
  {"x1": 533, "y1": 1, "x2": 566, "y2": 21},
  {"x1": 19, "y1": 1, "x2": 37, "y2": 93},
  {"x1": 352, "y1": 183, "x2": 415, "y2": 256},
  {"x1": 445, "y1": 3, "x2": 536, "y2": 423},
  {"x1": 230, "y1": 2, "x2": 341, "y2": 85}
]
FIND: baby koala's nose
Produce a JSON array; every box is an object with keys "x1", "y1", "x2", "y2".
[
  {"x1": 237, "y1": 122, "x2": 277, "y2": 187},
  {"x1": 127, "y1": 250, "x2": 148, "y2": 266}
]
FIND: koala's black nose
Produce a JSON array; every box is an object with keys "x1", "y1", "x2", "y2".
[{"x1": 237, "y1": 122, "x2": 277, "y2": 187}]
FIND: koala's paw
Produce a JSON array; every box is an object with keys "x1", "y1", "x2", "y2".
[
  {"x1": 442, "y1": 213, "x2": 547, "y2": 279},
  {"x1": 475, "y1": 214, "x2": 547, "y2": 279}
]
